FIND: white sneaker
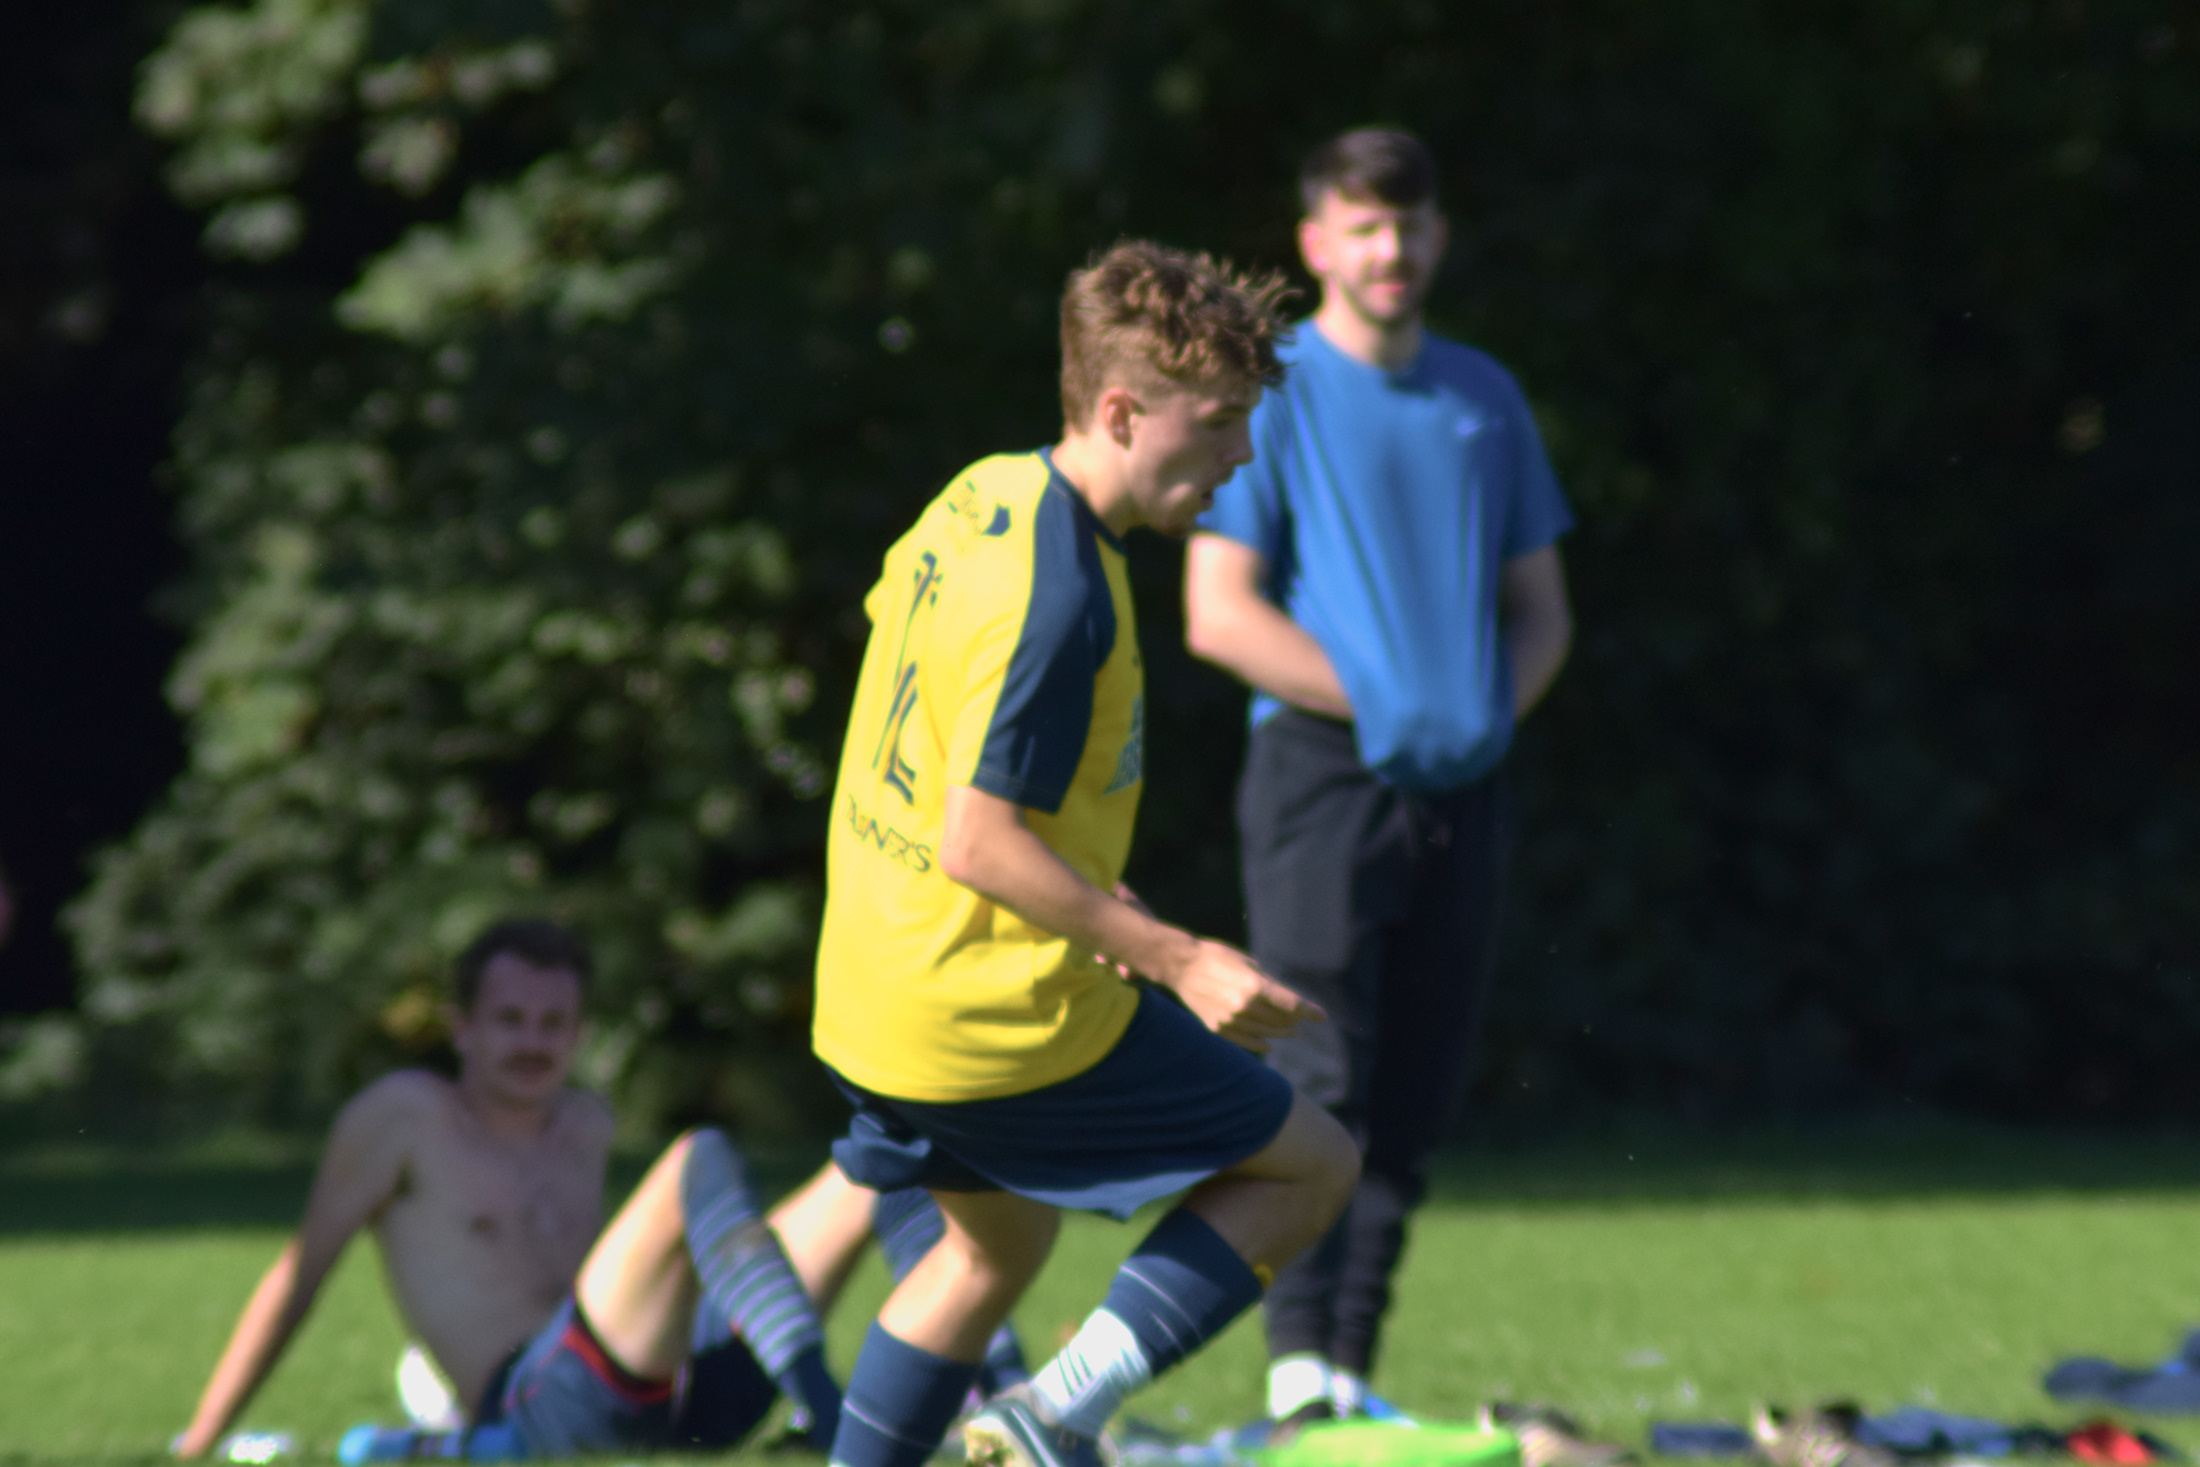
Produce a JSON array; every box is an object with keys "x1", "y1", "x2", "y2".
[{"x1": 1267, "y1": 1352, "x2": 1331, "y2": 1421}]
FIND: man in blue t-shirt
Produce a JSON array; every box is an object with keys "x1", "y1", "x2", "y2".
[{"x1": 1187, "y1": 128, "x2": 1575, "y2": 1433}]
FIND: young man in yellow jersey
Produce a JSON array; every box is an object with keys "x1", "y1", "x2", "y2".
[{"x1": 811, "y1": 241, "x2": 1363, "y2": 1467}]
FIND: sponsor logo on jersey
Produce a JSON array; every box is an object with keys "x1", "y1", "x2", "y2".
[{"x1": 1104, "y1": 695, "x2": 1144, "y2": 794}]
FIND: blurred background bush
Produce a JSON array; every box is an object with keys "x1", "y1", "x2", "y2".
[{"x1": 3, "y1": 0, "x2": 2196, "y2": 1139}]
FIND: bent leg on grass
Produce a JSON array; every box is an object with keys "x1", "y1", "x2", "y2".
[
  {"x1": 572, "y1": 1133, "x2": 700, "y2": 1382},
  {"x1": 574, "y1": 1130, "x2": 844, "y2": 1436}
]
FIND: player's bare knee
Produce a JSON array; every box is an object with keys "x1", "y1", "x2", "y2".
[
  {"x1": 1301, "y1": 1105, "x2": 1361, "y2": 1222},
  {"x1": 976, "y1": 1213, "x2": 1057, "y2": 1287},
  {"x1": 621, "y1": 1131, "x2": 695, "y2": 1222},
  {"x1": 929, "y1": 1247, "x2": 1040, "y2": 1317}
]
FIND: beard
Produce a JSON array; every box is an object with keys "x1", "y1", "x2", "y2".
[{"x1": 1340, "y1": 269, "x2": 1427, "y2": 327}]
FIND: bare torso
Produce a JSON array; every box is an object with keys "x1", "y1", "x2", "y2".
[{"x1": 365, "y1": 1073, "x2": 612, "y2": 1414}]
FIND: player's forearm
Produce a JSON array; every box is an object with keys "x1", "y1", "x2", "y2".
[
  {"x1": 1186, "y1": 595, "x2": 1353, "y2": 720},
  {"x1": 177, "y1": 1244, "x2": 312, "y2": 1456},
  {"x1": 1506, "y1": 601, "x2": 1571, "y2": 720},
  {"x1": 939, "y1": 791, "x2": 1198, "y2": 985}
]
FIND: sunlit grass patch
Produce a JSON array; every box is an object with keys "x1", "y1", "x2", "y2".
[{"x1": 9, "y1": 1131, "x2": 2200, "y2": 1463}]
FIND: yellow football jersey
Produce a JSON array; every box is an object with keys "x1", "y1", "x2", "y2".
[{"x1": 813, "y1": 450, "x2": 1146, "y2": 1101}]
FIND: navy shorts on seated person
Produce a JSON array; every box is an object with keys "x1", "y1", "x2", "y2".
[
  {"x1": 828, "y1": 985, "x2": 1296, "y2": 1222},
  {"x1": 481, "y1": 1294, "x2": 778, "y2": 1456}
]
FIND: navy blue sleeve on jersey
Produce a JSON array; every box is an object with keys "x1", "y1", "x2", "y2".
[{"x1": 970, "y1": 482, "x2": 1118, "y2": 814}]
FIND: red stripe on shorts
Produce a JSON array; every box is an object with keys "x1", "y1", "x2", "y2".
[{"x1": 559, "y1": 1307, "x2": 675, "y2": 1406}]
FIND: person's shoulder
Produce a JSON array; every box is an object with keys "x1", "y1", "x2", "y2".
[
  {"x1": 920, "y1": 450, "x2": 1055, "y2": 559},
  {"x1": 945, "y1": 450, "x2": 1055, "y2": 517},
  {"x1": 1423, "y1": 333, "x2": 1533, "y2": 404},
  {"x1": 1422, "y1": 332, "x2": 1516, "y2": 382},
  {"x1": 955, "y1": 450, "x2": 1053, "y2": 499},
  {"x1": 328, "y1": 1069, "x2": 450, "y2": 1150},
  {"x1": 1263, "y1": 322, "x2": 1325, "y2": 398},
  {"x1": 1001, "y1": 474, "x2": 1114, "y2": 657},
  {"x1": 1276, "y1": 321, "x2": 1321, "y2": 365},
  {"x1": 346, "y1": 1068, "x2": 452, "y2": 1118}
]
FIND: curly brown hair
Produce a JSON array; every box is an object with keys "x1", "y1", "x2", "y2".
[{"x1": 1059, "y1": 239, "x2": 1293, "y2": 429}]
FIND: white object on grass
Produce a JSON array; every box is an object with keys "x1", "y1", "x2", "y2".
[
  {"x1": 221, "y1": 1431, "x2": 295, "y2": 1462},
  {"x1": 396, "y1": 1343, "x2": 465, "y2": 1431}
]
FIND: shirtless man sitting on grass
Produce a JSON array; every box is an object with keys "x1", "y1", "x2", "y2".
[{"x1": 174, "y1": 918, "x2": 1007, "y2": 1460}]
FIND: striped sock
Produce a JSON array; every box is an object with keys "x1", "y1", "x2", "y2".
[
  {"x1": 681, "y1": 1129, "x2": 840, "y2": 1441},
  {"x1": 1033, "y1": 1208, "x2": 1263, "y2": 1437}
]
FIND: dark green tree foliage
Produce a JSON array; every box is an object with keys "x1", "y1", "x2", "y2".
[{"x1": 45, "y1": 0, "x2": 2200, "y2": 1130}]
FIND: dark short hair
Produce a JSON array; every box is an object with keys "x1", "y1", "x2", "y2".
[
  {"x1": 454, "y1": 918, "x2": 593, "y2": 1011},
  {"x1": 1299, "y1": 128, "x2": 1439, "y2": 214}
]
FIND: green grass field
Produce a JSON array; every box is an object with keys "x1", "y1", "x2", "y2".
[{"x1": 9, "y1": 1126, "x2": 2200, "y2": 1463}]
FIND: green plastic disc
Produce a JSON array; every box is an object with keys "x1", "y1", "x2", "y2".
[{"x1": 1257, "y1": 1422, "x2": 1523, "y2": 1467}]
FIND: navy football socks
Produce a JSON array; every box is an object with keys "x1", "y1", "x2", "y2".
[
  {"x1": 981, "y1": 1319, "x2": 1033, "y2": 1394},
  {"x1": 680, "y1": 1129, "x2": 841, "y2": 1442},
  {"x1": 1103, "y1": 1206, "x2": 1264, "y2": 1372},
  {"x1": 830, "y1": 1322, "x2": 980, "y2": 1467}
]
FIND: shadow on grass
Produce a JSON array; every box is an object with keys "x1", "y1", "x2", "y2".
[
  {"x1": 0, "y1": 1161, "x2": 318, "y2": 1234},
  {"x1": 1428, "y1": 1120, "x2": 2200, "y2": 1208},
  {"x1": 8, "y1": 1119, "x2": 2200, "y2": 1235},
  {"x1": 0, "y1": 1136, "x2": 822, "y2": 1237}
]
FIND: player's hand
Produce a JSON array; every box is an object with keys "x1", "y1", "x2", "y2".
[{"x1": 1164, "y1": 939, "x2": 1323, "y2": 1053}]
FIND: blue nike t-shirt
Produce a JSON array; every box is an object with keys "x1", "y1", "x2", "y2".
[{"x1": 1198, "y1": 323, "x2": 1573, "y2": 790}]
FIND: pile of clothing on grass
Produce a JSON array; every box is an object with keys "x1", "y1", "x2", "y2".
[
  {"x1": 2045, "y1": 1330, "x2": 2200, "y2": 1415},
  {"x1": 1657, "y1": 1405, "x2": 2181, "y2": 1466},
  {"x1": 1111, "y1": 1325, "x2": 2200, "y2": 1467}
]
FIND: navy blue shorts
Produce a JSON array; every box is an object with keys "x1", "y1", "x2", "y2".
[
  {"x1": 483, "y1": 1296, "x2": 777, "y2": 1456},
  {"x1": 829, "y1": 985, "x2": 1295, "y2": 1222}
]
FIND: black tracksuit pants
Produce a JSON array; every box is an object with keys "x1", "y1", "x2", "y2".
[{"x1": 1239, "y1": 708, "x2": 1511, "y2": 1377}]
